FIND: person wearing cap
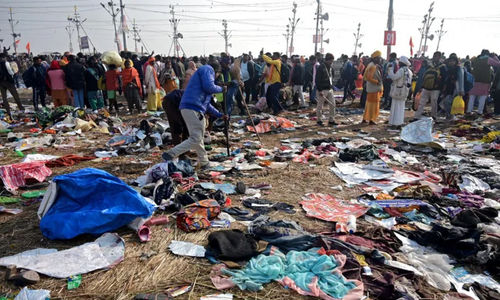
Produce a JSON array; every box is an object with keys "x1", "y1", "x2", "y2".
[
  {"x1": 362, "y1": 51, "x2": 384, "y2": 125},
  {"x1": 441, "y1": 53, "x2": 464, "y2": 119},
  {"x1": 162, "y1": 61, "x2": 228, "y2": 170},
  {"x1": 388, "y1": 56, "x2": 413, "y2": 127}
]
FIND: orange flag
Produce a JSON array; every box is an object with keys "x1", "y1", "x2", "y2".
[
  {"x1": 26, "y1": 42, "x2": 31, "y2": 53},
  {"x1": 409, "y1": 37, "x2": 414, "y2": 56}
]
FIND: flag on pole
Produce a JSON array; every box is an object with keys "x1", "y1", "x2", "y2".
[
  {"x1": 409, "y1": 37, "x2": 414, "y2": 57},
  {"x1": 26, "y1": 42, "x2": 31, "y2": 54}
]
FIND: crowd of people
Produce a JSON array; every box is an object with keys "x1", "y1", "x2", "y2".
[{"x1": 0, "y1": 48, "x2": 499, "y2": 139}]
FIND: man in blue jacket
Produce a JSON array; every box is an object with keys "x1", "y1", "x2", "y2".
[{"x1": 162, "y1": 61, "x2": 227, "y2": 169}]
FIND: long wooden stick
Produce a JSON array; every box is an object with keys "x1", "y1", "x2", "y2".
[{"x1": 238, "y1": 86, "x2": 262, "y2": 144}]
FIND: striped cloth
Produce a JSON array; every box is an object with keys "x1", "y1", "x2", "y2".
[{"x1": 0, "y1": 161, "x2": 52, "y2": 193}]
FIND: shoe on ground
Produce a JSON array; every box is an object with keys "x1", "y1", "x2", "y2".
[
  {"x1": 369, "y1": 121, "x2": 377, "y2": 125},
  {"x1": 328, "y1": 121, "x2": 338, "y2": 126}
]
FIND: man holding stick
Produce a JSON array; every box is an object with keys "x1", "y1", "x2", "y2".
[{"x1": 162, "y1": 60, "x2": 228, "y2": 170}]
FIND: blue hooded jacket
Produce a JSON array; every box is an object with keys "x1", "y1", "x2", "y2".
[{"x1": 179, "y1": 65, "x2": 223, "y2": 118}]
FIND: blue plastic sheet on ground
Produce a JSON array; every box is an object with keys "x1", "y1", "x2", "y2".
[{"x1": 39, "y1": 168, "x2": 155, "y2": 240}]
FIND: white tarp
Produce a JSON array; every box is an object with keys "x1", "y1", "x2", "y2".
[{"x1": 0, "y1": 233, "x2": 124, "y2": 278}]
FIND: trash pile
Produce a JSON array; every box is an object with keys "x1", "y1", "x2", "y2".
[{"x1": 0, "y1": 105, "x2": 499, "y2": 300}]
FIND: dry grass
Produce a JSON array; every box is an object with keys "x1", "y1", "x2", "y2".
[{"x1": 1, "y1": 93, "x2": 497, "y2": 299}]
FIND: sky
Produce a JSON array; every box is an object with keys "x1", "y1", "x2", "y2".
[{"x1": 1, "y1": 0, "x2": 499, "y2": 59}]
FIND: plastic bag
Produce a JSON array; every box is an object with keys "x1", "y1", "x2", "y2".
[
  {"x1": 101, "y1": 51, "x2": 122, "y2": 66},
  {"x1": 450, "y1": 95, "x2": 465, "y2": 115}
]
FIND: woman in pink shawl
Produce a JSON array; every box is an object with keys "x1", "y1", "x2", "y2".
[{"x1": 182, "y1": 61, "x2": 197, "y2": 89}]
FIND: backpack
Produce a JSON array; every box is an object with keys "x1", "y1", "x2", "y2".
[
  {"x1": 422, "y1": 65, "x2": 442, "y2": 90},
  {"x1": 176, "y1": 199, "x2": 221, "y2": 232},
  {"x1": 464, "y1": 69, "x2": 474, "y2": 93},
  {"x1": 278, "y1": 63, "x2": 290, "y2": 84}
]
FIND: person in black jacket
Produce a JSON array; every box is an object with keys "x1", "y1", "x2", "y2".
[
  {"x1": 64, "y1": 55, "x2": 86, "y2": 108},
  {"x1": 162, "y1": 89, "x2": 188, "y2": 146},
  {"x1": 241, "y1": 53, "x2": 256, "y2": 104},
  {"x1": 290, "y1": 56, "x2": 306, "y2": 108},
  {"x1": 0, "y1": 53, "x2": 24, "y2": 116},
  {"x1": 24, "y1": 56, "x2": 47, "y2": 111},
  {"x1": 315, "y1": 53, "x2": 337, "y2": 126}
]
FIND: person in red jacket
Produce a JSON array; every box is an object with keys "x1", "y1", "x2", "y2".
[{"x1": 105, "y1": 64, "x2": 120, "y2": 113}]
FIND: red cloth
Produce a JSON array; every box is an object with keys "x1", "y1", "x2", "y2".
[
  {"x1": 45, "y1": 155, "x2": 95, "y2": 168},
  {"x1": 105, "y1": 69, "x2": 120, "y2": 90},
  {"x1": 0, "y1": 161, "x2": 52, "y2": 192},
  {"x1": 300, "y1": 193, "x2": 369, "y2": 225}
]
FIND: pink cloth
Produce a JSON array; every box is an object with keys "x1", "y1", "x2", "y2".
[
  {"x1": 277, "y1": 249, "x2": 364, "y2": 300},
  {"x1": 47, "y1": 69, "x2": 66, "y2": 90},
  {"x1": 0, "y1": 161, "x2": 52, "y2": 192},
  {"x1": 210, "y1": 264, "x2": 236, "y2": 290}
]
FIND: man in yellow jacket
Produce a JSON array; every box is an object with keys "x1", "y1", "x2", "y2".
[{"x1": 261, "y1": 51, "x2": 283, "y2": 115}]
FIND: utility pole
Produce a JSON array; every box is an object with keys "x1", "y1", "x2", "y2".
[
  {"x1": 169, "y1": 5, "x2": 186, "y2": 57},
  {"x1": 283, "y1": 24, "x2": 290, "y2": 57},
  {"x1": 353, "y1": 22, "x2": 363, "y2": 56},
  {"x1": 435, "y1": 18, "x2": 446, "y2": 52},
  {"x1": 417, "y1": 14, "x2": 427, "y2": 57},
  {"x1": 386, "y1": 0, "x2": 394, "y2": 60},
  {"x1": 288, "y1": 2, "x2": 299, "y2": 56},
  {"x1": 65, "y1": 21, "x2": 74, "y2": 53},
  {"x1": 119, "y1": 0, "x2": 127, "y2": 51},
  {"x1": 132, "y1": 18, "x2": 140, "y2": 53},
  {"x1": 8, "y1": 8, "x2": 21, "y2": 54},
  {"x1": 314, "y1": 0, "x2": 320, "y2": 54},
  {"x1": 68, "y1": 6, "x2": 86, "y2": 52},
  {"x1": 422, "y1": 1, "x2": 435, "y2": 57},
  {"x1": 219, "y1": 19, "x2": 231, "y2": 54},
  {"x1": 100, "y1": 0, "x2": 121, "y2": 52}
]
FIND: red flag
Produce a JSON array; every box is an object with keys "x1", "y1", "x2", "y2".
[
  {"x1": 15, "y1": 40, "x2": 20, "y2": 45},
  {"x1": 409, "y1": 37, "x2": 414, "y2": 56},
  {"x1": 26, "y1": 42, "x2": 31, "y2": 53}
]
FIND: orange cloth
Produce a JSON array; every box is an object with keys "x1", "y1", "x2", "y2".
[
  {"x1": 363, "y1": 91, "x2": 382, "y2": 122},
  {"x1": 122, "y1": 66, "x2": 142, "y2": 96},
  {"x1": 51, "y1": 89, "x2": 68, "y2": 107}
]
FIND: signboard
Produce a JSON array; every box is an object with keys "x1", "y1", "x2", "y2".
[
  {"x1": 384, "y1": 31, "x2": 396, "y2": 46},
  {"x1": 289, "y1": 46, "x2": 294, "y2": 53},
  {"x1": 313, "y1": 34, "x2": 322, "y2": 43},
  {"x1": 80, "y1": 36, "x2": 89, "y2": 49}
]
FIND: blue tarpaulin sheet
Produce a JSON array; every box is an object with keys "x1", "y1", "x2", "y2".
[{"x1": 40, "y1": 168, "x2": 155, "y2": 240}]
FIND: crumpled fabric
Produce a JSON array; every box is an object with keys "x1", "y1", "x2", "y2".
[
  {"x1": 247, "y1": 116, "x2": 294, "y2": 133},
  {"x1": 0, "y1": 161, "x2": 52, "y2": 192},
  {"x1": 248, "y1": 215, "x2": 317, "y2": 252},
  {"x1": 338, "y1": 145, "x2": 379, "y2": 162},
  {"x1": 300, "y1": 193, "x2": 369, "y2": 226},
  {"x1": 458, "y1": 174, "x2": 490, "y2": 193},
  {"x1": 222, "y1": 248, "x2": 362, "y2": 300},
  {"x1": 45, "y1": 154, "x2": 95, "y2": 168},
  {"x1": 14, "y1": 287, "x2": 50, "y2": 300}
]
